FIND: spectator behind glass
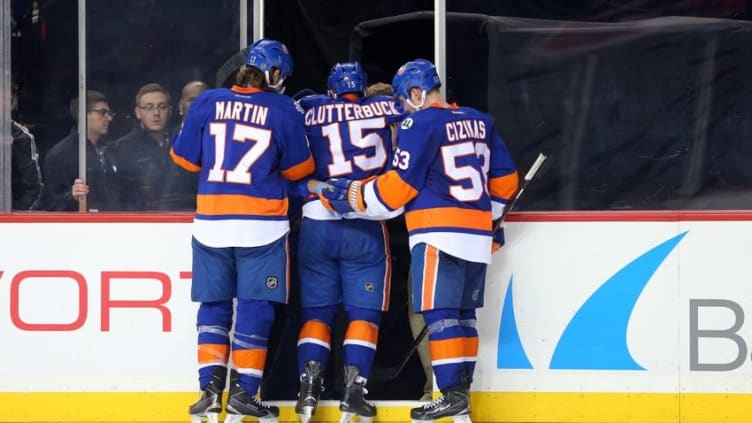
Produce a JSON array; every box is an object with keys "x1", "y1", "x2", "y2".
[
  {"x1": 110, "y1": 83, "x2": 173, "y2": 210},
  {"x1": 10, "y1": 78, "x2": 43, "y2": 210},
  {"x1": 159, "y1": 80, "x2": 209, "y2": 210},
  {"x1": 37, "y1": 90, "x2": 120, "y2": 211}
]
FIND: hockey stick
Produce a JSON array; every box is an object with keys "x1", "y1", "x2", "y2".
[
  {"x1": 494, "y1": 152, "x2": 548, "y2": 230},
  {"x1": 370, "y1": 323, "x2": 429, "y2": 383},
  {"x1": 215, "y1": 47, "x2": 251, "y2": 88},
  {"x1": 371, "y1": 152, "x2": 548, "y2": 384}
]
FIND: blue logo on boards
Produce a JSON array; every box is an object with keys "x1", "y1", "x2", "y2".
[{"x1": 497, "y1": 231, "x2": 687, "y2": 370}]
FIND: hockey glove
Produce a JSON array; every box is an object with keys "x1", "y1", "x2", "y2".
[
  {"x1": 492, "y1": 225, "x2": 505, "y2": 253},
  {"x1": 319, "y1": 178, "x2": 366, "y2": 214}
]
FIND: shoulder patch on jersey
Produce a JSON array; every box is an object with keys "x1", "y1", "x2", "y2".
[{"x1": 400, "y1": 117, "x2": 414, "y2": 130}]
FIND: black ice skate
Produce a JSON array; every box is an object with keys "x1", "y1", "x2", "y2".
[
  {"x1": 339, "y1": 365, "x2": 376, "y2": 423},
  {"x1": 189, "y1": 367, "x2": 226, "y2": 423},
  {"x1": 224, "y1": 370, "x2": 279, "y2": 423},
  {"x1": 295, "y1": 361, "x2": 324, "y2": 423},
  {"x1": 410, "y1": 387, "x2": 472, "y2": 423}
]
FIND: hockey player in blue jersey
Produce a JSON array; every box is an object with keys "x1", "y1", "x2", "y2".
[
  {"x1": 318, "y1": 59, "x2": 519, "y2": 423},
  {"x1": 291, "y1": 62, "x2": 405, "y2": 423},
  {"x1": 171, "y1": 38, "x2": 315, "y2": 423}
]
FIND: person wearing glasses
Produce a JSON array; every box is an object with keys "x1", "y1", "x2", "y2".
[
  {"x1": 37, "y1": 90, "x2": 120, "y2": 211},
  {"x1": 109, "y1": 82, "x2": 174, "y2": 210}
]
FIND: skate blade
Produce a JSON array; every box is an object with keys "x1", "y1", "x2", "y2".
[
  {"x1": 191, "y1": 412, "x2": 219, "y2": 423},
  {"x1": 453, "y1": 414, "x2": 472, "y2": 423},
  {"x1": 223, "y1": 414, "x2": 244, "y2": 423},
  {"x1": 338, "y1": 412, "x2": 372, "y2": 423},
  {"x1": 339, "y1": 411, "x2": 355, "y2": 423},
  {"x1": 223, "y1": 415, "x2": 279, "y2": 423},
  {"x1": 412, "y1": 414, "x2": 472, "y2": 423},
  {"x1": 297, "y1": 407, "x2": 314, "y2": 423}
]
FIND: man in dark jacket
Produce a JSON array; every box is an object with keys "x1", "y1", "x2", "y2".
[
  {"x1": 110, "y1": 83, "x2": 173, "y2": 211},
  {"x1": 10, "y1": 79, "x2": 43, "y2": 210},
  {"x1": 11, "y1": 120, "x2": 43, "y2": 210},
  {"x1": 37, "y1": 90, "x2": 120, "y2": 211}
]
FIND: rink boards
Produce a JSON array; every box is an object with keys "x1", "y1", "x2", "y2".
[{"x1": 1, "y1": 211, "x2": 752, "y2": 422}]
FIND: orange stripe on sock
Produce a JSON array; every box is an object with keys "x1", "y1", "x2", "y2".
[
  {"x1": 465, "y1": 335, "x2": 479, "y2": 358},
  {"x1": 429, "y1": 337, "x2": 466, "y2": 361},
  {"x1": 345, "y1": 320, "x2": 379, "y2": 345},
  {"x1": 298, "y1": 320, "x2": 332, "y2": 345},
  {"x1": 231, "y1": 349, "x2": 267, "y2": 370},
  {"x1": 198, "y1": 343, "x2": 229, "y2": 365}
]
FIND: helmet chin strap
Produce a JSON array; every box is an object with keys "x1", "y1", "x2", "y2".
[
  {"x1": 405, "y1": 90, "x2": 427, "y2": 110},
  {"x1": 265, "y1": 70, "x2": 286, "y2": 93}
]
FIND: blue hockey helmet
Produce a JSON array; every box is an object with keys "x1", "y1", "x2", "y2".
[
  {"x1": 327, "y1": 62, "x2": 368, "y2": 97},
  {"x1": 245, "y1": 39, "x2": 294, "y2": 84},
  {"x1": 391, "y1": 59, "x2": 441, "y2": 101}
]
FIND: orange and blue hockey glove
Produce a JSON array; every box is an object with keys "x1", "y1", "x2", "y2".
[{"x1": 318, "y1": 178, "x2": 366, "y2": 214}]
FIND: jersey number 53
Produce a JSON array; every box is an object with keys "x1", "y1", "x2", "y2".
[{"x1": 442, "y1": 141, "x2": 490, "y2": 202}]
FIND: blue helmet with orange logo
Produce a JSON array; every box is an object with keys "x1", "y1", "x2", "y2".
[{"x1": 391, "y1": 58, "x2": 441, "y2": 103}]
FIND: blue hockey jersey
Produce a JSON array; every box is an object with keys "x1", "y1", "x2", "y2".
[
  {"x1": 361, "y1": 103, "x2": 518, "y2": 263},
  {"x1": 297, "y1": 93, "x2": 405, "y2": 220},
  {"x1": 171, "y1": 85, "x2": 314, "y2": 247}
]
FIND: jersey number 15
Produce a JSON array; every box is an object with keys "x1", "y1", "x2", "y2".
[{"x1": 323, "y1": 117, "x2": 388, "y2": 177}]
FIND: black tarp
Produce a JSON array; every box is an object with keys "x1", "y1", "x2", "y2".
[{"x1": 352, "y1": 14, "x2": 752, "y2": 210}]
